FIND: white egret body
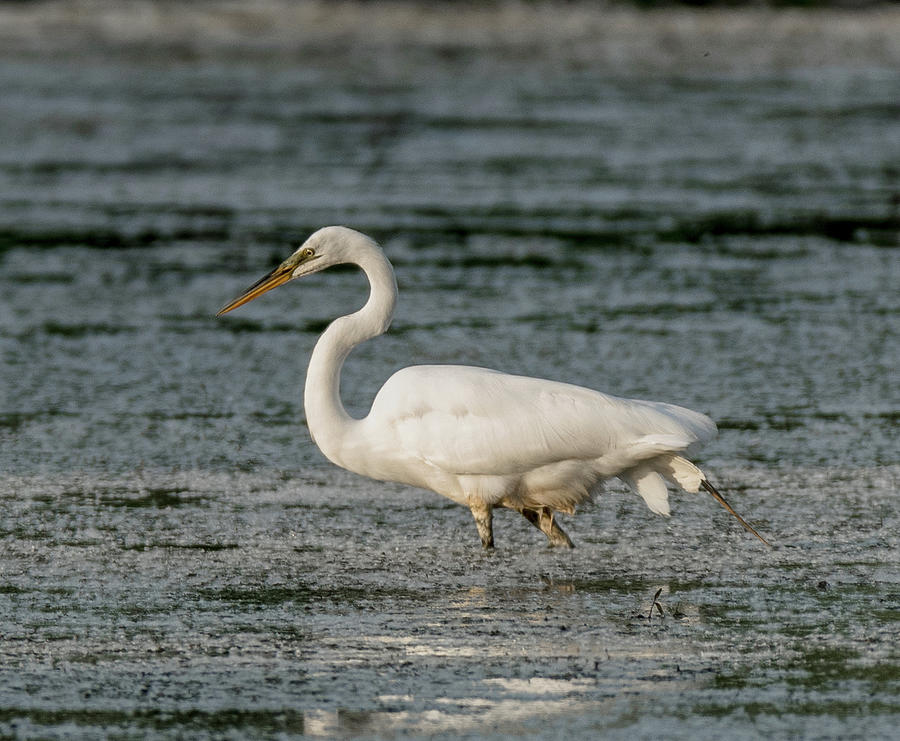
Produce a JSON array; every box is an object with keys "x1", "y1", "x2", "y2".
[{"x1": 218, "y1": 226, "x2": 768, "y2": 549}]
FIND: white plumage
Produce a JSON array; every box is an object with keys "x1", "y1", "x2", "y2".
[{"x1": 218, "y1": 226, "x2": 768, "y2": 549}]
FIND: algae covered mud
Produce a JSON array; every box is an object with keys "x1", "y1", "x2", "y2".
[{"x1": 1, "y1": 2, "x2": 899, "y2": 738}]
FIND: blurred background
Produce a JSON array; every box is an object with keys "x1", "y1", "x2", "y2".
[{"x1": 0, "y1": 1, "x2": 898, "y2": 739}]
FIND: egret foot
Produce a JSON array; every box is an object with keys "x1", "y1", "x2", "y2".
[
  {"x1": 469, "y1": 499, "x2": 494, "y2": 549},
  {"x1": 520, "y1": 506, "x2": 574, "y2": 548}
]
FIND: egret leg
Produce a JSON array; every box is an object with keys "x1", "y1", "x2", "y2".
[
  {"x1": 520, "y1": 507, "x2": 574, "y2": 548},
  {"x1": 469, "y1": 500, "x2": 494, "y2": 549}
]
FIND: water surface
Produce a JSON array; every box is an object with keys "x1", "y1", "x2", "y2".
[{"x1": 1, "y1": 4, "x2": 898, "y2": 739}]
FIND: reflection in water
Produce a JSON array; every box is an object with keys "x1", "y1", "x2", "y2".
[
  {"x1": 539, "y1": 575, "x2": 576, "y2": 593},
  {"x1": 302, "y1": 672, "x2": 707, "y2": 737},
  {"x1": 302, "y1": 709, "x2": 378, "y2": 737}
]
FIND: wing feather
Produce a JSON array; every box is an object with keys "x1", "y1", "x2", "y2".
[{"x1": 369, "y1": 365, "x2": 715, "y2": 477}]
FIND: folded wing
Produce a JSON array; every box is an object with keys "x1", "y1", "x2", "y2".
[{"x1": 371, "y1": 365, "x2": 716, "y2": 480}]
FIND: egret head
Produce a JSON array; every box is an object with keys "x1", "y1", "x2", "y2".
[{"x1": 216, "y1": 226, "x2": 374, "y2": 316}]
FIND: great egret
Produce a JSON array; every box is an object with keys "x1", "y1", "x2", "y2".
[{"x1": 218, "y1": 226, "x2": 769, "y2": 549}]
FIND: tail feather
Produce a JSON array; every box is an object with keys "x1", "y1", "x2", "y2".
[
  {"x1": 621, "y1": 454, "x2": 771, "y2": 547},
  {"x1": 620, "y1": 466, "x2": 670, "y2": 516},
  {"x1": 659, "y1": 455, "x2": 704, "y2": 493}
]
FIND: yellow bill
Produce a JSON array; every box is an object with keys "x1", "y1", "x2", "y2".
[{"x1": 216, "y1": 263, "x2": 295, "y2": 316}]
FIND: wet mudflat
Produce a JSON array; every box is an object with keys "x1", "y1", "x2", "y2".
[
  {"x1": 2, "y1": 465, "x2": 898, "y2": 738},
  {"x1": 1, "y1": 3, "x2": 899, "y2": 738}
]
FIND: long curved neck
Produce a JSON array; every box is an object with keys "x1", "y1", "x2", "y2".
[{"x1": 303, "y1": 242, "x2": 397, "y2": 468}]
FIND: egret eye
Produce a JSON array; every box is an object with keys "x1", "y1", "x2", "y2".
[{"x1": 301, "y1": 247, "x2": 315, "y2": 259}]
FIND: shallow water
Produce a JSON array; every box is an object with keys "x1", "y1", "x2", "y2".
[{"x1": 1, "y1": 4, "x2": 899, "y2": 739}]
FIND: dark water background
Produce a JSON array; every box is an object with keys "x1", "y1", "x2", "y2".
[{"x1": 1, "y1": 3, "x2": 898, "y2": 738}]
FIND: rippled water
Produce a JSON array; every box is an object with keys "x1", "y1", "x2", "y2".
[{"x1": 1, "y1": 4, "x2": 899, "y2": 739}]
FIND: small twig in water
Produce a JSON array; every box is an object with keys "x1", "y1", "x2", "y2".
[{"x1": 648, "y1": 587, "x2": 664, "y2": 621}]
